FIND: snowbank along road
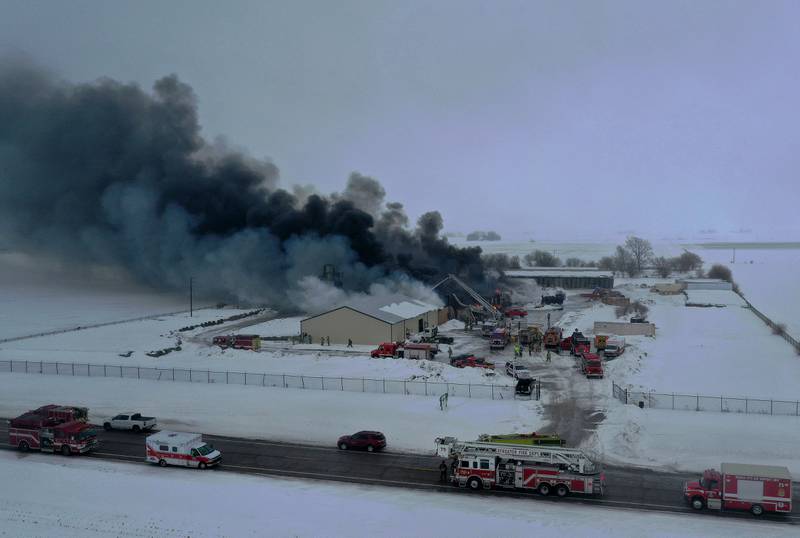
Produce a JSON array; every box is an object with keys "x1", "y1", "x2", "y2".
[{"x1": 0, "y1": 423, "x2": 797, "y2": 525}]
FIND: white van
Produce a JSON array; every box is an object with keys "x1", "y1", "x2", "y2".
[{"x1": 146, "y1": 431, "x2": 221, "y2": 469}]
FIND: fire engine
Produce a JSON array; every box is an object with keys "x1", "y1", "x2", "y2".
[
  {"x1": 9, "y1": 406, "x2": 98, "y2": 455},
  {"x1": 436, "y1": 437, "x2": 604, "y2": 497}
]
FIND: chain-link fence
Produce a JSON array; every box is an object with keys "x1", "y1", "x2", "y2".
[
  {"x1": 0, "y1": 359, "x2": 537, "y2": 401},
  {"x1": 612, "y1": 381, "x2": 800, "y2": 416}
]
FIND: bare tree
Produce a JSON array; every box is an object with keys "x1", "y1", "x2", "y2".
[
  {"x1": 527, "y1": 250, "x2": 562, "y2": 267},
  {"x1": 598, "y1": 256, "x2": 615, "y2": 272},
  {"x1": 653, "y1": 256, "x2": 672, "y2": 278},
  {"x1": 707, "y1": 264, "x2": 733, "y2": 283},
  {"x1": 624, "y1": 236, "x2": 653, "y2": 275},
  {"x1": 614, "y1": 245, "x2": 636, "y2": 276},
  {"x1": 565, "y1": 257, "x2": 582, "y2": 267},
  {"x1": 675, "y1": 251, "x2": 703, "y2": 272}
]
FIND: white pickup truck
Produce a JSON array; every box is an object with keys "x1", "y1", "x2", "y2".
[{"x1": 103, "y1": 413, "x2": 157, "y2": 432}]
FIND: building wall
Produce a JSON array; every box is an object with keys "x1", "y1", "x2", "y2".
[
  {"x1": 390, "y1": 309, "x2": 440, "y2": 340},
  {"x1": 301, "y1": 308, "x2": 391, "y2": 345},
  {"x1": 593, "y1": 321, "x2": 656, "y2": 336},
  {"x1": 685, "y1": 281, "x2": 732, "y2": 291},
  {"x1": 510, "y1": 275, "x2": 614, "y2": 289}
]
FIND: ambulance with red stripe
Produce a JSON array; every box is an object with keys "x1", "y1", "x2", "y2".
[
  {"x1": 436, "y1": 437, "x2": 604, "y2": 497},
  {"x1": 146, "y1": 431, "x2": 221, "y2": 469}
]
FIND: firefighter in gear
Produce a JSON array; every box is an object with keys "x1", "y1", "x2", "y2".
[{"x1": 439, "y1": 460, "x2": 448, "y2": 482}]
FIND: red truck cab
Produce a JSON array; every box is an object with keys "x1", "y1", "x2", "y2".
[
  {"x1": 684, "y1": 463, "x2": 792, "y2": 516},
  {"x1": 371, "y1": 342, "x2": 401, "y2": 358},
  {"x1": 580, "y1": 353, "x2": 604, "y2": 378}
]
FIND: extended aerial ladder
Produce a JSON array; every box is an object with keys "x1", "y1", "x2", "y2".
[
  {"x1": 435, "y1": 437, "x2": 599, "y2": 475},
  {"x1": 432, "y1": 274, "x2": 503, "y2": 321}
]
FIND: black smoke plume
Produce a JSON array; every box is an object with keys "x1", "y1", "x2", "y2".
[{"x1": 0, "y1": 59, "x2": 485, "y2": 309}]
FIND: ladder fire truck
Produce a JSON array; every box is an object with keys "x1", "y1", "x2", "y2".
[{"x1": 436, "y1": 437, "x2": 604, "y2": 497}]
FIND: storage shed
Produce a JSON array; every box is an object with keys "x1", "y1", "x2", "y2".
[
  {"x1": 505, "y1": 268, "x2": 614, "y2": 289},
  {"x1": 300, "y1": 295, "x2": 441, "y2": 346}
]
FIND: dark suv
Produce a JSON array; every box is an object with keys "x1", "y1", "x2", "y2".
[{"x1": 337, "y1": 431, "x2": 387, "y2": 452}]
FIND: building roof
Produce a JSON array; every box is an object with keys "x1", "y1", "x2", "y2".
[
  {"x1": 679, "y1": 278, "x2": 726, "y2": 284},
  {"x1": 685, "y1": 290, "x2": 746, "y2": 307},
  {"x1": 721, "y1": 463, "x2": 791, "y2": 480},
  {"x1": 506, "y1": 269, "x2": 614, "y2": 278},
  {"x1": 303, "y1": 294, "x2": 441, "y2": 325}
]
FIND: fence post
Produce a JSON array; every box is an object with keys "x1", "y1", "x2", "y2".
[
  {"x1": 672, "y1": 393, "x2": 675, "y2": 410},
  {"x1": 72, "y1": 363, "x2": 74, "y2": 376},
  {"x1": 425, "y1": 380, "x2": 428, "y2": 396},
  {"x1": 341, "y1": 377, "x2": 343, "y2": 391},
  {"x1": 625, "y1": 389, "x2": 628, "y2": 404},
  {"x1": 138, "y1": 367, "x2": 140, "y2": 379},
  {"x1": 208, "y1": 370, "x2": 210, "y2": 383},
  {"x1": 189, "y1": 369, "x2": 192, "y2": 382},
  {"x1": 720, "y1": 396, "x2": 722, "y2": 412},
  {"x1": 746, "y1": 399, "x2": 748, "y2": 414},
  {"x1": 696, "y1": 394, "x2": 699, "y2": 411},
  {"x1": 469, "y1": 383, "x2": 471, "y2": 398},
  {"x1": 262, "y1": 374, "x2": 265, "y2": 387},
  {"x1": 25, "y1": 361, "x2": 28, "y2": 373},
  {"x1": 226, "y1": 371, "x2": 229, "y2": 384},
  {"x1": 301, "y1": 376, "x2": 305, "y2": 389},
  {"x1": 383, "y1": 378, "x2": 386, "y2": 393},
  {"x1": 492, "y1": 384, "x2": 495, "y2": 400},
  {"x1": 404, "y1": 380, "x2": 407, "y2": 394},
  {"x1": 104, "y1": 364, "x2": 107, "y2": 377},
  {"x1": 172, "y1": 368, "x2": 175, "y2": 381},
  {"x1": 283, "y1": 374, "x2": 286, "y2": 388},
  {"x1": 362, "y1": 378, "x2": 365, "y2": 392},
  {"x1": 771, "y1": 400, "x2": 773, "y2": 415},
  {"x1": 797, "y1": 401, "x2": 799, "y2": 416}
]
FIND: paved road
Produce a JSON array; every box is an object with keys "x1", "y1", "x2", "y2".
[{"x1": 1, "y1": 423, "x2": 797, "y2": 525}]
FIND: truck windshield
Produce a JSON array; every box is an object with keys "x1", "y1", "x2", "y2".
[
  {"x1": 196, "y1": 444, "x2": 214, "y2": 456},
  {"x1": 76, "y1": 429, "x2": 96, "y2": 441}
]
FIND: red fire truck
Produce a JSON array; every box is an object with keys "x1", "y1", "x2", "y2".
[
  {"x1": 9, "y1": 407, "x2": 98, "y2": 455},
  {"x1": 436, "y1": 437, "x2": 604, "y2": 497},
  {"x1": 683, "y1": 463, "x2": 792, "y2": 516},
  {"x1": 212, "y1": 334, "x2": 261, "y2": 351}
]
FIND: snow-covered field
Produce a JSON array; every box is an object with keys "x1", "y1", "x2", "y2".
[
  {"x1": 697, "y1": 246, "x2": 800, "y2": 339},
  {"x1": 2, "y1": 452, "x2": 795, "y2": 538},
  {"x1": 596, "y1": 403, "x2": 800, "y2": 476},
  {"x1": 0, "y1": 373, "x2": 541, "y2": 453}
]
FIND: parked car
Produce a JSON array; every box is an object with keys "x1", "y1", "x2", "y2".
[
  {"x1": 505, "y1": 308, "x2": 528, "y2": 318},
  {"x1": 450, "y1": 353, "x2": 475, "y2": 366},
  {"x1": 337, "y1": 431, "x2": 386, "y2": 452},
  {"x1": 505, "y1": 361, "x2": 531, "y2": 379},
  {"x1": 453, "y1": 356, "x2": 495, "y2": 369},
  {"x1": 103, "y1": 413, "x2": 157, "y2": 432}
]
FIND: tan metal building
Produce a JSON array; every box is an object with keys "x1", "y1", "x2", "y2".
[{"x1": 300, "y1": 295, "x2": 442, "y2": 346}]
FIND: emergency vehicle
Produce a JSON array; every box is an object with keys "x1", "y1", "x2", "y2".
[
  {"x1": 683, "y1": 463, "x2": 792, "y2": 516},
  {"x1": 146, "y1": 431, "x2": 222, "y2": 469},
  {"x1": 436, "y1": 437, "x2": 604, "y2": 497},
  {"x1": 9, "y1": 409, "x2": 98, "y2": 455}
]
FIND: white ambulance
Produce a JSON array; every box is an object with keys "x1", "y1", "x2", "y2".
[{"x1": 146, "y1": 431, "x2": 221, "y2": 469}]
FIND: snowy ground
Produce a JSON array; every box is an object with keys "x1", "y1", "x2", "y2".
[
  {"x1": 2, "y1": 452, "x2": 796, "y2": 538},
  {"x1": 0, "y1": 373, "x2": 542, "y2": 453},
  {"x1": 697, "y1": 246, "x2": 800, "y2": 339}
]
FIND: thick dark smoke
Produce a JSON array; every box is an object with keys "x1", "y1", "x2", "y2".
[{"x1": 0, "y1": 59, "x2": 485, "y2": 309}]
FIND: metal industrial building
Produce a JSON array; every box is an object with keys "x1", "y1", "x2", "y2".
[
  {"x1": 505, "y1": 268, "x2": 614, "y2": 289},
  {"x1": 300, "y1": 295, "x2": 441, "y2": 346}
]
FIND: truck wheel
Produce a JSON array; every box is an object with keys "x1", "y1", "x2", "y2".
[
  {"x1": 103, "y1": 422, "x2": 112, "y2": 431},
  {"x1": 198, "y1": 462, "x2": 207, "y2": 470},
  {"x1": 18, "y1": 441, "x2": 29, "y2": 452},
  {"x1": 690, "y1": 497, "x2": 705, "y2": 510},
  {"x1": 338, "y1": 442, "x2": 348, "y2": 450},
  {"x1": 538, "y1": 483, "x2": 551, "y2": 496},
  {"x1": 366, "y1": 445, "x2": 375, "y2": 452},
  {"x1": 555, "y1": 484, "x2": 569, "y2": 497},
  {"x1": 750, "y1": 504, "x2": 764, "y2": 516},
  {"x1": 61, "y1": 445, "x2": 71, "y2": 456},
  {"x1": 132, "y1": 425, "x2": 141, "y2": 433},
  {"x1": 158, "y1": 459, "x2": 167, "y2": 467},
  {"x1": 467, "y1": 477, "x2": 482, "y2": 491}
]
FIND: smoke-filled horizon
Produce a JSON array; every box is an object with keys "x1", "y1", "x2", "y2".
[{"x1": 0, "y1": 59, "x2": 485, "y2": 310}]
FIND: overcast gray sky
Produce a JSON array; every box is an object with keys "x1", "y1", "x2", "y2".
[{"x1": 2, "y1": 0, "x2": 798, "y2": 240}]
